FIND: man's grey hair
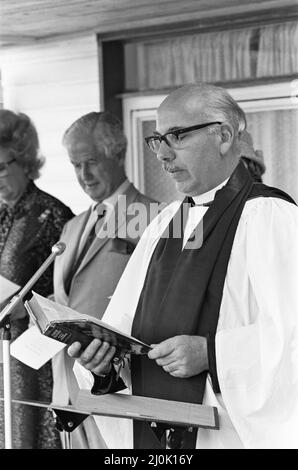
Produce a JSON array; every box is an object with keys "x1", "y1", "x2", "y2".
[
  {"x1": 167, "y1": 83, "x2": 247, "y2": 135},
  {"x1": 62, "y1": 111, "x2": 127, "y2": 160},
  {"x1": 201, "y1": 83, "x2": 246, "y2": 133}
]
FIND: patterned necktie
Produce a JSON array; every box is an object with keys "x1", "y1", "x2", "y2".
[{"x1": 65, "y1": 203, "x2": 106, "y2": 295}]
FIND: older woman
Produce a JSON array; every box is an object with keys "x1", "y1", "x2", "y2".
[{"x1": 0, "y1": 110, "x2": 74, "y2": 448}]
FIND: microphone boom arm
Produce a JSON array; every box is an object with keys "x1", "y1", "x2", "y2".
[{"x1": 0, "y1": 241, "x2": 66, "y2": 327}]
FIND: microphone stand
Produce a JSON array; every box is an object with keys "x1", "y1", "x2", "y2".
[{"x1": 0, "y1": 241, "x2": 66, "y2": 449}]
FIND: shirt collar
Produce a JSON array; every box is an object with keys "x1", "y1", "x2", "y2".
[{"x1": 192, "y1": 178, "x2": 229, "y2": 206}]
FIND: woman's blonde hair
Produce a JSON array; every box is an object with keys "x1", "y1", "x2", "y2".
[{"x1": 0, "y1": 109, "x2": 45, "y2": 179}]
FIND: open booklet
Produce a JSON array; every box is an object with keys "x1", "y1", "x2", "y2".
[{"x1": 24, "y1": 292, "x2": 151, "y2": 362}]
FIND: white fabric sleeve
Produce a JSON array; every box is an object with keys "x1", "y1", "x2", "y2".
[{"x1": 216, "y1": 198, "x2": 298, "y2": 448}]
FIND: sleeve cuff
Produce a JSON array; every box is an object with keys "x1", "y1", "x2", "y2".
[
  {"x1": 206, "y1": 334, "x2": 221, "y2": 393},
  {"x1": 91, "y1": 367, "x2": 126, "y2": 395}
]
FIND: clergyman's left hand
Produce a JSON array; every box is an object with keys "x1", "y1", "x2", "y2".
[{"x1": 148, "y1": 335, "x2": 208, "y2": 378}]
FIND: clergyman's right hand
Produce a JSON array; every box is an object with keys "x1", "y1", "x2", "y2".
[{"x1": 67, "y1": 338, "x2": 116, "y2": 376}]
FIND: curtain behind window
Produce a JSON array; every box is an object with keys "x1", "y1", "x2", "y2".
[
  {"x1": 137, "y1": 21, "x2": 298, "y2": 91},
  {"x1": 246, "y1": 108, "x2": 298, "y2": 202}
]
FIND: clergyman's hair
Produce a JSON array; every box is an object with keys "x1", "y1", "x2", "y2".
[
  {"x1": 170, "y1": 83, "x2": 247, "y2": 135},
  {"x1": 198, "y1": 83, "x2": 247, "y2": 133},
  {"x1": 0, "y1": 109, "x2": 45, "y2": 179},
  {"x1": 62, "y1": 111, "x2": 127, "y2": 160}
]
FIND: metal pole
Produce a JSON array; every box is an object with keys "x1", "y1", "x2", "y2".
[
  {"x1": 2, "y1": 323, "x2": 12, "y2": 449},
  {"x1": 0, "y1": 242, "x2": 66, "y2": 449},
  {"x1": 63, "y1": 431, "x2": 72, "y2": 450}
]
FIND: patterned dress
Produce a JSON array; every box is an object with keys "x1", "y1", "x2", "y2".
[{"x1": 0, "y1": 181, "x2": 74, "y2": 449}]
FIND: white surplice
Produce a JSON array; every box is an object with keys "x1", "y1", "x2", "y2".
[{"x1": 74, "y1": 189, "x2": 298, "y2": 449}]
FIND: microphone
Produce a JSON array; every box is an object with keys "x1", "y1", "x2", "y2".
[{"x1": 0, "y1": 241, "x2": 66, "y2": 327}]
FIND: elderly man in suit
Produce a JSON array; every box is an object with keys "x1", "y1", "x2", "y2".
[{"x1": 52, "y1": 111, "x2": 158, "y2": 448}]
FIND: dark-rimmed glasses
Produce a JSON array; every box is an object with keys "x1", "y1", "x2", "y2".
[
  {"x1": 145, "y1": 121, "x2": 222, "y2": 154},
  {"x1": 0, "y1": 159, "x2": 16, "y2": 177}
]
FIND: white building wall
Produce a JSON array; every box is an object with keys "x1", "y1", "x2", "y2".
[{"x1": 0, "y1": 35, "x2": 100, "y2": 214}]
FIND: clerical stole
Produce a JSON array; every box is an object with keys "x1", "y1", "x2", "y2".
[{"x1": 131, "y1": 160, "x2": 295, "y2": 449}]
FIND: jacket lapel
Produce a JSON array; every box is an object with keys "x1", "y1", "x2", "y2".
[
  {"x1": 115, "y1": 183, "x2": 139, "y2": 240},
  {"x1": 62, "y1": 209, "x2": 91, "y2": 286},
  {"x1": 74, "y1": 183, "x2": 139, "y2": 276}
]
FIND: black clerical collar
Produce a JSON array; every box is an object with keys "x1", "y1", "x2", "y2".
[{"x1": 188, "y1": 198, "x2": 213, "y2": 207}]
